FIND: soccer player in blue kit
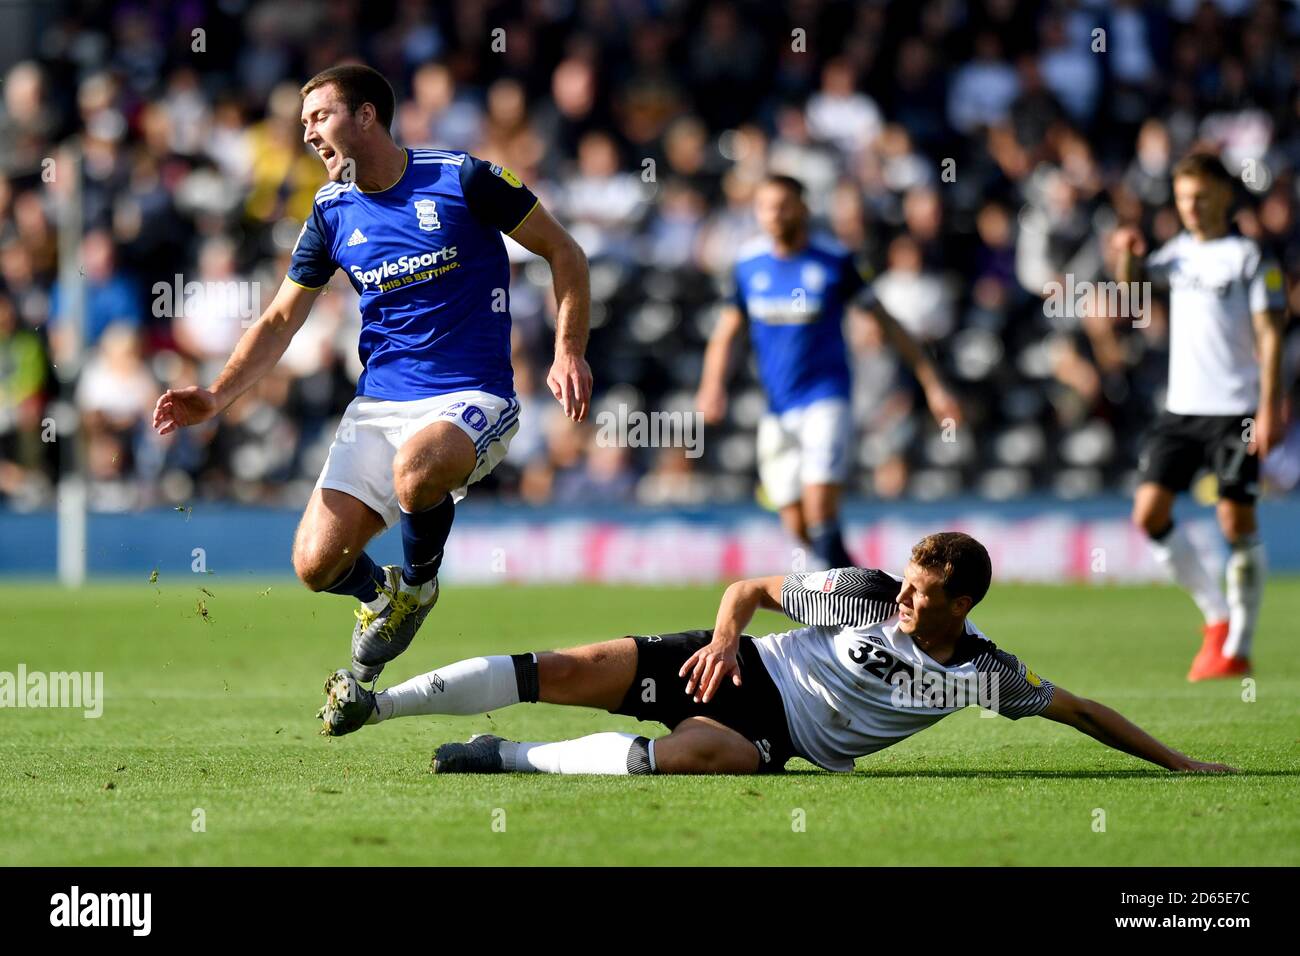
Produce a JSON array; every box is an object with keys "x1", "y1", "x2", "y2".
[
  {"x1": 696, "y1": 174, "x2": 960, "y2": 569},
  {"x1": 152, "y1": 65, "x2": 593, "y2": 684}
]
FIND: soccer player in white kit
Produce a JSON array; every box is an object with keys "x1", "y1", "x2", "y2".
[
  {"x1": 1113, "y1": 152, "x2": 1288, "y2": 681},
  {"x1": 317, "y1": 532, "x2": 1234, "y2": 776}
]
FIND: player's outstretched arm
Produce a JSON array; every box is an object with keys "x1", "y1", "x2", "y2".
[
  {"x1": 696, "y1": 305, "x2": 745, "y2": 425},
  {"x1": 1251, "y1": 307, "x2": 1287, "y2": 457},
  {"x1": 152, "y1": 277, "x2": 319, "y2": 435},
  {"x1": 510, "y1": 204, "x2": 593, "y2": 422},
  {"x1": 1040, "y1": 685, "x2": 1237, "y2": 773},
  {"x1": 862, "y1": 301, "x2": 961, "y2": 426},
  {"x1": 681, "y1": 575, "x2": 784, "y2": 703}
]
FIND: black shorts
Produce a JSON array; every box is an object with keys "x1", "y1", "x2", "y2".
[
  {"x1": 1137, "y1": 411, "x2": 1260, "y2": 504},
  {"x1": 612, "y1": 630, "x2": 797, "y2": 774}
]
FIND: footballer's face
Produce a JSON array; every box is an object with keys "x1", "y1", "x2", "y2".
[
  {"x1": 1173, "y1": 173, "x2": 1230, "y2": 236},
  {"x1": 302, "y1": 84, "x2": 359, "y2": 181},
  {"x1": 895, "y1": 562, "x2": 966, "y2": 637},
  {"x1": 755, "y1": 183, "x2": 807, "y2": 243}
]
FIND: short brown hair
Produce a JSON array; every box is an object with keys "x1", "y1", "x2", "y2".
[
  {"x1": 910, "y1": 532, "x2": 992, "y2": 608},
  {"x1": 300, "y1": 64, "x2": 395, "y2": 131},
  {"x1": 1171, "y1": 151, "x2": 1234, "y2": 188},
  {"x1": 761, "y1": 173, "x2": 806, "y2": 200}
]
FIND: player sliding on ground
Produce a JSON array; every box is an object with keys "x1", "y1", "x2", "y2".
[
  {"x1": 152, "y1": 64, "x2": 592, "y2": 683},
  {"x1": 317, "y1": 532, "x2": 1235, "y2": 776}
]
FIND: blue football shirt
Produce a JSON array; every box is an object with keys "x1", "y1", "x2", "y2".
[
  {"x1": 288, "y1": 148, "x2": 540, "y2": 401},
  {"x1": 731, "y1": 236, "x2": 871, "y2": 413}
]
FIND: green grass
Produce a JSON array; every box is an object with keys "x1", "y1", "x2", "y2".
[{"x1": 0, "y1": 576, "x2": 1297, "y2": 866}]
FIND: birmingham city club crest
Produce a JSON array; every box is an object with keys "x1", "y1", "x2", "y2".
[{"x1": 414, "y1": 198, "x2": 441, "y2": 231}]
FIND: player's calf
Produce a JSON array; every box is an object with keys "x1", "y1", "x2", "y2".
[
  {"x1": 292, "y1": 487, "x2": 386, "y2": 593},
  {"x1": 336, "y1": 652, "x2": 541, "y2": 724},
  {"x1": 430, "y1": 721, "x2": 762, "y2": 775},
  {"x1": 650, "y1": 718, "x2": 762, "y2": 774},
  {"x1": 350, "y1": 424, "x2": 477, "y2": 680},
  {"x1": 432, "y1": 732, "x2": 657, "y2": 775}
]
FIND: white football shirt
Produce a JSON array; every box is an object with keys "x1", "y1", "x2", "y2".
[
  {"x1": 1146, "y1": 232, "x2": 1285, "y2": 415},
  {"x1": 751, "y1": 568, "x2": 1055, "y2": 773}
]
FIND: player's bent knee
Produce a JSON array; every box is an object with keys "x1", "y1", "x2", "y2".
[
  {"x1": 1132, "y1": 502, "x2": 1170, "y2": 537},
  {"x1": 1221, "y1": 516, "x2": 1255, "y2": 541},
  {"x1": 536, "y1": 651, "x2": 578, "y2": 690},
  {"x1": 292, "y1": 546, "x2": 345, "y2": 592},
  {"x1": 1132, "y1": 485, "x2": 1174, "y2": 537},
  {"x1": 654, "y1": 729, "x2": 761, "y2": 775},
  {"x1": 1133, "y1": 512, "x2": 1161, "y2": 537},
  {"x1": 781, "y1": 515, "x2": 808, "y2": 543},
  {"x1": 392, "y1": 451, "x2": 465, "y2": 511}
]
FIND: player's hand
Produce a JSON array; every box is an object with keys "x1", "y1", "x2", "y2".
[
  {"x1": 696, "y1": 383, "x2": 727, "y2": 425},
  {"x1": 1109, "y1": 226, "x2": 1147, "y2": 258},
  {"x1": 1248, "y1": 405, "x2": 1284, "y2": 458},
  {"x1": 679, "y1": 635, "x2": 741, "y2": 704},
  {"x1": 924, "y1": 383, "x2": 962, "y2": 428},
  {"x1": 152, "y1": 386, "x2": 219, "y2": 436},
  {"x1": 548, "y1": 351, "x2": 592, "y2": 422},
  {"x1": 1173, "y1": 758, "x2": 1239, "y2": 774}
]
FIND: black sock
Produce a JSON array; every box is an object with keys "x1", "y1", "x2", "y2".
[
  {"x1": 323, "y1": 552, "x2": 381, "y2": 602},
  {"x1": 808, "y1": 522, "x2": 854, "y2": 568},
  {"x1": 511, "y1": 652, "x2": 540, "y2": 703},
  {"x1": 400, "y1": 495, "x2": 455, "y2": 586}
]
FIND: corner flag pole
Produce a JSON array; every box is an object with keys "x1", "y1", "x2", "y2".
[{"x1": 54, "y1": 143, "x2": 86, "y2": 587}]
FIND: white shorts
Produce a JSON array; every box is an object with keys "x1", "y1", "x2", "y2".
[
  {"x1": 756, "y1": 397, "x2": 854, "y2": 509},
  {"x1": 314, "y1": 389, "x2": 520, "y2": 528}
]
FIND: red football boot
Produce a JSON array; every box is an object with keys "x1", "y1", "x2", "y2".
[
  {"x1": 1187, "y1": 621, "x2": 1246, "y2": 681},
  {"x1": 1191, "y1": 653, "x2": 1252, "y2": 680}
]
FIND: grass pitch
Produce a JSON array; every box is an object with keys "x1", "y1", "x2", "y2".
[{"x1": 0, "y1": 576, "x2": 1297, "y2": 866}]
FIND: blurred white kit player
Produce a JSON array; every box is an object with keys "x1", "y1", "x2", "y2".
[{"x1": 1116, "y1": 153, "x2": 1288, "y2": 680}]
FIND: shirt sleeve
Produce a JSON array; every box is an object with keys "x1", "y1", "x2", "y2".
[
  {"x1": 839, "y1": 254, "x2": 877, "y2": 311},
  {"x1": 287, "y1": 203, "x2": 337, "y2": 290},
  {"x1": 1144, "y1": 239, "x2": 1176, "y2": 291},
  {"x1": 780, "y1": 568, "x2": 902, "y2": 628},
  {"x1": 726, "y1": 264, "x2": 748, "y2": 318},
  {"x1": 460, "y1": 156, "x2": 541, "y2": 235},
  {"x1": 1245, "y1": 243, "x2": 1287, "y2": 313},
  {"x1": 973, "y1": 646, "x2": 1056, "y2": 719}
]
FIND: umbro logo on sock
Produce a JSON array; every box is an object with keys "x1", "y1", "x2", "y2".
[{"x1": 346, "y1": 228, "x2": 367, "y2": 246}]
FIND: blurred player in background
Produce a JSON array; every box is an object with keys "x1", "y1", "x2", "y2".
[
  {"x1": 153, "y1": 65, "x2": 593, "y2": 682},
  {"x1": 1114, "y1": 152, "x2": 1288, "y2": 680},
  {"x1": 695, "y1": 174, "x2": 959, "y2": 569}
]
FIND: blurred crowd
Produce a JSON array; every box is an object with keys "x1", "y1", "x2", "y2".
[{"x1": 3, "y1": 0, "x2": 1300, "y2": 512}]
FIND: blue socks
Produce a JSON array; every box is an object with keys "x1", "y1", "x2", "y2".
[
  {"x1": 324, "y1": 551, "x2": 381, "y2": 602},
  {"x1": 809, "y1": 521, "x2": 854, "y2": 569},
  {"x1": 400, "y1": 495, "x2": 455, "y2": 587},
  {"x1": 323, "y1": 497, "x2": 455, "y2": 599}
]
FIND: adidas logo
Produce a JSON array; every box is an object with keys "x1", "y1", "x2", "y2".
[{"x1": 346, "y1": 228, "x2": 367, "y2": 246}]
